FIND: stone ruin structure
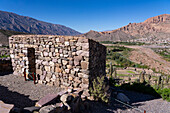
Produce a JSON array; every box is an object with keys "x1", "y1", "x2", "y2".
[{"x1": 9, "y1": 35, "x2": 106, "y2": 91}]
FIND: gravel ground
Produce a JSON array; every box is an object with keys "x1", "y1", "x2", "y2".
[
  {"x1": 0, "y1": 74, "x2": 63, "y2": 108},
  {"x1": 0, "y1": 74, "x2": 170, "y2": 113}
]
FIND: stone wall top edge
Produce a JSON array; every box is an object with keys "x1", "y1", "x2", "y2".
[
  {"x1": 88, "y1": 39, "x2": 106, "y2": 48},
  {"x1": 9, "y1": 35, "x2": 86, "y2": 39}
]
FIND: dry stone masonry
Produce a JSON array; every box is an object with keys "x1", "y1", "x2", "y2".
[{"x1": 9, "y1": 35, "x2": 106, "y2": 91}]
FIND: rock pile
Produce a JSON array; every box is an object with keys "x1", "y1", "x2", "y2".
[{"x1": 20, "y1": 89, "x2": 91, "y2": 113}]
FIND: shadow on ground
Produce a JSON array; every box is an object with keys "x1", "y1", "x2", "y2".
[
  {"x1": 0, "y1": 85, "x2": 36, "y2": 108},
  {"x1": 0, "y1": 72, "x2": 13, "y2": 76},
  {"x1": 89, "y1": 92, "x2": 156, "y2": 113}
]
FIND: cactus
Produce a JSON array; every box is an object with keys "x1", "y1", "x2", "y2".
[
  {"x1": 154, "y1": 79, "x2": 157, "y2": 87},
  {"x1": 89, "y1": 76, "x2": 109, "y2": 103},
  {"x1": 147, "y1": 74, "x2": 151, "y2": 84},
  {"x1": 114, "y1": 67, "x2": 117, "y2": 78},
  {"x1": 128, "y1": 77, "x2": 131, "y2": 83},
  {"x1": 148, "y1": 74, "x2": 151, "y2": 80},
  {"x1": 139, "y1": 70, "x2": 145, "y2": 83},
  {"x1": 165, "y1": 76, "x2": 169, "y2": 84},
  {"x1": 161, "y1": 76, "x2": 164, "y2": 89},
  {"x1": 109, "y1": 62, "x2": 113, "y2": 78},
  {"x1": 157, "y1": 76, "x2": 162, "y2": 89}
]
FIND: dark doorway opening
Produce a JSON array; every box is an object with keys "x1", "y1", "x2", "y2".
[{"x1": 27, "y1": 48, "x2": 36, "y2": 80}]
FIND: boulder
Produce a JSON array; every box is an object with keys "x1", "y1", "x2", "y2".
[
  {"x1": 36, "y1": 90, "x2": 67, "y2": 107},
  {"x1": 116, "y1": 93, "x2": 130, "y2": 103},
  {"x1": 39, "y1": 105, "x2": 57, "y2": 113},
  {"x1": 0, "y1": 100, "x2": 14, "y2": 113}
]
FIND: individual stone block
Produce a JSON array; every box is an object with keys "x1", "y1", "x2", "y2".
[
  {"x1": 74, "y1": 56, "x2": 82, "y2": 66},
  {"x1": 65, "y1": 69, "x2": 70, "y2": 73},
  {"x1": 82, "y1": 78, "x2": 89, "y2": 84},
  {"x1": 67, "y1": 65, "x2": 72, "y2": 69},
  {"x1": 42, "y1": 61, "x2": 48, "y2": 65},
  {"x1": 55, "y1": 67, "x2": 62, "y2": 73},
  {"x1": 64, "y1": 41, "x2": 69, "y2": 46},
  {"x1": 69, "y1": 76, "x2": 73, "y2": 81},
  {"x1": 80, "y1": 84, "x2": 88, "y2": 89},
  {"x1": 74, "y1": 77, "x2": 81, "y2": 83},
  {"x1": 62, "y1": 60, "x2": 68, "y2": 65},
  {"x1": 43, "y1": 52, "x2": 48, "y2": 57},
  {"x1": 36, "y1": 69, "x2": 42, "y2": 75},
  {"x1": 78, "y1": 73, "x2": 89, "y2": 79},
  {"x1": 45, "y1": 66, "x2": 50, "y2": 72},
  {"x1": 81, "y1": 61, "x2": 89, "y2": 69},
  {"x1": 76, "y1": 50, "x2": 89, "y2": 57},
  {"x1": 49, "y1": 61, "x2": 54, "y2": 66}
]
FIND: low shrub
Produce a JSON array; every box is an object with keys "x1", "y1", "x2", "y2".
[
  {"x1": 0, "y1": 55, "x2": 10, "y2": 58},
  {"x1": 89, "y1": 76, "x2": 109, "y2": 103},
  {"x1": 156, "y1": 88, "x2": 170, "y2": 102}
]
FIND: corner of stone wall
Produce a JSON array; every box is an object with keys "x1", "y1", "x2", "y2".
[{"x1": 88, "y1": 39, "x2": 106, "y2": 87}]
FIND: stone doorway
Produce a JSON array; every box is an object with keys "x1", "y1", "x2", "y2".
[{"x1": 27, "y1": 48, "x2": 36, "y2": 80}]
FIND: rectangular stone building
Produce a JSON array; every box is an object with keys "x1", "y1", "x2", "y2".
[{"x1": 9, "y1": 35, "x2": 106, "y2": 90}]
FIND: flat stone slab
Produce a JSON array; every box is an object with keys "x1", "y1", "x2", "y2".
[
  {"x1": 0, "y1": 100, "x2": 14, "y2": 113},
  {"x1": 36, "y1": 90, "x2": 67, "y2": 107}
]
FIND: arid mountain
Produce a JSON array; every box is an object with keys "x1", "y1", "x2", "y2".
[
  {"x1": 0, "y1": 10, "x2": 81, "y2": 36},
  {"x1": 116, "y1": 14, "x2": 170, "y2": 40},
  {"x1": 83, "y1": 14, "x2": 170, "y2": 43},
  {"x1": 81, "y1": 30, "x2": 135, "y2": 42}
]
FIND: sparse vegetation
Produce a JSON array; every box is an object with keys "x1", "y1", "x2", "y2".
[
  {"x1": 89, "y1": 76, "x2": 109, "y2": 103},
  {"x1": 101, "y1": 41, "x2": 145, "y2": 46},
  {"x1": 127, "y1": 70, "x2": 135, "y2": 74},
  {"x1": 156, "y1": 88, "x2": 170, "y2": 102},
  {"x1": 152, "y1": 48, "x2": 170, "y2": 61},
  {"x1": 117, "y1": 74, "x2": 132, "y2": 77},
  {"x1": 0, "y1": 54, "x2": 10, "y2": 58},
  {"x1": 106, "y1": 46, "x2": 148, "y2": 68}
]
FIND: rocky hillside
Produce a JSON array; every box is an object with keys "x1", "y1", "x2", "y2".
[
  {"x1": 81, "y1": 30, "x2": 135, "y2": 42},
  {"x1": 0, "y1": 10, "x2": 81, "y2": 36},
  {"x1": 82, "y1": 14, "x2": 170, "y2": 43},
  {"x1": 118, "y1": 14, "x2": 170, "y2": 40}
]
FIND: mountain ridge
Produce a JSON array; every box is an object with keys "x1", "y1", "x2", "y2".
[
  {"x1": 82, "y1": 14, "x2": 170, "y2": 43},
  {"x1": 0, "y1": 10, "x2": 81, "y2": 36}
]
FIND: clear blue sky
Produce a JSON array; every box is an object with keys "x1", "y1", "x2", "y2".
[{"x1": 0, "y1": 0, "x2": 169, "y2": 33}]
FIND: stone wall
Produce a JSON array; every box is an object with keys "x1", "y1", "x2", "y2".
[
  {"x1": 0, "y1": 58, "x2": 13, "y2": 73},
  {"x1": 9, "y1": 35, "x2": 106, "y2": 91}
]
